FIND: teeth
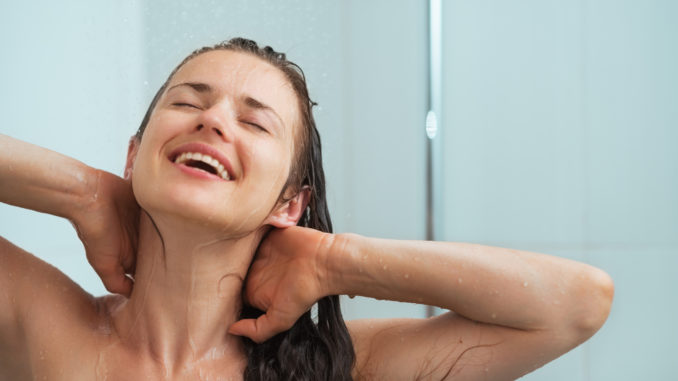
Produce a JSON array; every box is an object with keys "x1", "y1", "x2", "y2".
[{"x1": 174, "y1": 152, "x2": 231, "y2": 180}]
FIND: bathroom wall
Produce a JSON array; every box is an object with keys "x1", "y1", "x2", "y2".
[
  {"x1": 441, "y1": 0, "x2": 678, "y2": 379},
  {"x1": 0, "y1": 0, "x2": 146, "y2": 294}
]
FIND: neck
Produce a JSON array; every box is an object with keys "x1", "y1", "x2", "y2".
[{"x1": 110, "y1": 210, "x2": 265, "y2": 375}]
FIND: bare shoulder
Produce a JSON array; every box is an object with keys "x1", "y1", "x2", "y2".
[
  {"x1": 0, "y1": 235, "x2": 100, "y2": 322},
  {"x1": 0, "y1": 236, "x2": 105, "y2": 379}
]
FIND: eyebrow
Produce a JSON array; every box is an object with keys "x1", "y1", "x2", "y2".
[
  {"x1": 167, "y1": 82, "x2": 212, "y2": 93},
  {"x1": 167, "y1": 82, "x2": 285, "y2": 129}
]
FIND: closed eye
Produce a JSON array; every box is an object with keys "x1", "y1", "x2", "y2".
[
  {"x1": 244, "y1": 121, "x2": 268, "y2": 133},
  {"x1": 172, "y1": 102, "x2": 200, "y2": 109}
]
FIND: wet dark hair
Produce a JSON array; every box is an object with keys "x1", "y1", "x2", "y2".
[{"x1": 134, "y1": 38, "x2": 355, "y2": 380}]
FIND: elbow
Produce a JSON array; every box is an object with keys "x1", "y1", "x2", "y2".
[{"x1": 571, "y1": 268, "x2": 615, "y2": 339}]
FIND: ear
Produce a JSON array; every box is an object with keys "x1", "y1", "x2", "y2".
[
  {"x1": 265, "y1": 186, "x2": 311, "y2": 228},
  {"x1": 124, "y1": 137, "x2": 140, "y2": 180}
]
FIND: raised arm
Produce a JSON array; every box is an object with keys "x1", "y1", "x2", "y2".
[
  {"x1": 229, "y1": 226, "x2": 614, "y2": 380},
  {"x1": 0, "y1": 133, "x2": 97, "y2": 219},
  {"x1": 331, "y1": 233, "x2": 614, "y2": 380},
  {"x1": 0, "y1": 133, "x2": 139, "y2": 299}
]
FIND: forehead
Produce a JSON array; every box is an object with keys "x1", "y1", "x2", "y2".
[{"x1": 169, "y1": 50, "x2": 300, "y2": 135}]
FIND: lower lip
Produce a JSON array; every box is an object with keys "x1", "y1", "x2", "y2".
[{"x1": 171, "y1": 160, "x2": 228, "y2": 182}]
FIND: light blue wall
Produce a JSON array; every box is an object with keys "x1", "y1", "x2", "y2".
[
  {"x1": 0, "y1": 0, "x2": 145, "y2": 295},
  {"x1": 442, "y1": 0, "x2": 678, "y2": 379}
]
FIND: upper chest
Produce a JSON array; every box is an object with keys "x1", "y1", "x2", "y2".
[{"x1": 22, "y1": 296, "x2": 244, "y2": 381}]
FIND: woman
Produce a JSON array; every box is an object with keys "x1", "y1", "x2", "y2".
[{"x1": 0, "y1": 38, "x2": 613, "y2": 380}]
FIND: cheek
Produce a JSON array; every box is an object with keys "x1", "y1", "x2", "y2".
[
  {"x1": 130, "y1": 145, "x2": 158, "y2": 211},
  {"x1": 243, "y1": 140, "x2": 291, "y2": 192},
  {"x1": 129, "y1": 128, "x2": 172, "y2": 210}
]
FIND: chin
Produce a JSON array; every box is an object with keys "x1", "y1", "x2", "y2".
[{"x1": 138, "y1": 189, "x2": 269, "y2": 238}]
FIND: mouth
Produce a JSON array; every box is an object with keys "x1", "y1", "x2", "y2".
[
  {"x1": 173, "y1": 152, "x2": 231, "y2": 180},
  {"x1": 168, "y1": 142, "x2": 236, "y2": 181}
]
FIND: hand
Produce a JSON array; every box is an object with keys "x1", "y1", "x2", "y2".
[
  {"x1": 70, "y1": 169, "x2": 140, "y2": 297},
  {"x1": 228, "y1": 226, "x2": 334, "y2": 343}
]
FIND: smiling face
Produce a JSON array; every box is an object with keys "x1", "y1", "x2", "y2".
[{"x1": 128, "y1": 50, "x2": 305, "y2": 238}]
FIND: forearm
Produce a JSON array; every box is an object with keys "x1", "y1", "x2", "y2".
[
  {"x1": 328, "y1": 233, "x2": 614, "y2": 332},
  {"x1": 0, "y1": 134, "x2": 98, "y2": 221}
]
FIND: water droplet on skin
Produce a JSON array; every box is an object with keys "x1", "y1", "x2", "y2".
[
  {"x1": 457, "y1": 277, "x2": 463, "y2": 284},
  {"x1": 382, "y1": 265, "x2": 388, "y2": 270},
  {"x1": 491, "y1": 313, "x2": 497, "y2": 319},
  {"x1": 404, "y1": 274, "x2": 409, "y2": 279},
  {"x1": 523, "y1": 281, "x2": 529, "y2": 287},
  {"x1": 348, "y1": 294, "x2": 355, "y2": 299}
]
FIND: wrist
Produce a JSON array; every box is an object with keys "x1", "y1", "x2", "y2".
[
  {"x1": 322, "y1": 232, "x2": 362, "y2": 297},
  {"x1": 67, "y1": 165, "x2": 103, "y2": 226}
]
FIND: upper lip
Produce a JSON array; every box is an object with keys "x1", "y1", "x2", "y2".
[{"x1": 168, "y1": 142, "x2": 236, "y2": 180}]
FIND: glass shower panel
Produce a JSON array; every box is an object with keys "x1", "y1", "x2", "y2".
[{"x1": 440, "y1": 0, "x2": 678, "y2": 379}]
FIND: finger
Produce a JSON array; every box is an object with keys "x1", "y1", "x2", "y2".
[
  {"x1": 99, "y1": 268, "x2": 134, "y2": 297},
  {"x1": 228, "y1": 311, "x2": 290, "y2": 344},
  {"x1": 121, "y1": 250, "x2": 136, "y2": 275}
]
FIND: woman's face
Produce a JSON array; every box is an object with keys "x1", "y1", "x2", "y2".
[{"x1": 129, "y1": 50, "x2": 301, "y2": 237}]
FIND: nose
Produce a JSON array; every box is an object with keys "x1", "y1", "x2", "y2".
[
  {"x1": 195, "y1": 105, "x2": 233, "y2": 141},
  {"x1": 195, "y1": 123, "x2": 226, "y2": 138}
]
